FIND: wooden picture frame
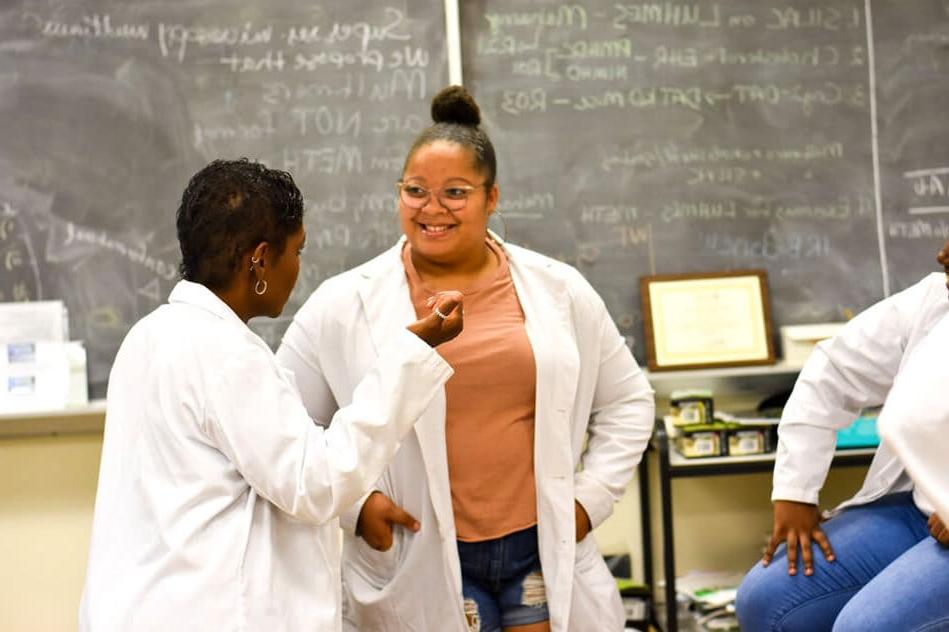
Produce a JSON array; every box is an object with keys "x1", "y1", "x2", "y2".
[{"x1": 639, "y1": 270, "x2": 776, "y2": 371}]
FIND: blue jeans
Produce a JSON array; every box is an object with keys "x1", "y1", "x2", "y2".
[
  {"x1": 457, "y1": 525, "x2": 549, "y2": 631},
  {"x1": 736, "y1": 493, "x2": 949, "y2": 631}
]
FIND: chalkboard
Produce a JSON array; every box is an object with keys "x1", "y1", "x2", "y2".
[
  {"x1": 874, "y1": 1, "x2": 949, "y2": 291},
  {"x1": 0, "y1": 1, "x2": 448, "y2": 397},
  {"x1": 460, "y1": 0, "x2": 949, "y2": 358},
  {"x1": 4, "y1": 1, "x2": 949, "y2": 397}
]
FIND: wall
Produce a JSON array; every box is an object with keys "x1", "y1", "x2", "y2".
[{"x1": 0, "y1": 435, "x2": 101, "y2": 632}]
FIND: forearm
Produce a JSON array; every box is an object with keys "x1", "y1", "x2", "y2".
[
  {"x1": 215, "y1": 330, "x2": 450, "y2": 525},
  {"x1": 299, "y1": 330, "x2": 450, "y2": 523}
]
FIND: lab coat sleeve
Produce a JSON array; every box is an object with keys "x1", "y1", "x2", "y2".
[
  {"x1": 275, "y1": 303, "x2": 375, "y2": 534},
  {"x1": 772, "y1": 277, "x2": 934, "y2": 505},
  {"x1": 877, "y1": 322, "x2": 949, "y2": 521},
  {"x1": 205, "y1": 329, "x2": 452, "y2": 525},
  {"x1": 275, "y1": 313, "x2": 338, "y2": 430},
  {"x1": 573, "y1": 287, "x2": 656, "y2": 530}
]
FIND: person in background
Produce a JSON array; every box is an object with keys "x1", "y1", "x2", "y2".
[
  {"x1": 79, "y1": 158, "x2": 463, "y2": 631},
  {"x1": 736, "y1": 239, "x2": 949, "y2": 631},
  {"x1": 276, "y1": 85, "x2": 655, "y2": 632}
]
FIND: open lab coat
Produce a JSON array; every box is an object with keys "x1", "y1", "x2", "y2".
[
  {"x1": 79, "y1": 280, "x2": 452, "y2": 631},
  {"x1": 277, "y1": 236, "x2": 655, "y2": 631},
  {"x1": 773, "y1": 273, "x2": 949, "y2": 513},
  {"x1": 878, "y1": 311, "x2": 949, "y2": 522}
]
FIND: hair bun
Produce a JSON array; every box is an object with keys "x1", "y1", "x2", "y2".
[{"x1": 431, "y1": 85, "x2": 481, "y2": 127}]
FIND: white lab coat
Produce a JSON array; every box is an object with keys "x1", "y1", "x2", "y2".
[
  {"x1": 79, "y1": 280, "x2": 452, "y2": 632},
  {"x1": 877, "y1": 311, "x2": 949, "y2": 521},
  {"x1": 277, "y1": 236, "x2": 655, "y2": 632},
  {"x1": 773, "y1": 273, "x2": 948, "y2": 513}
]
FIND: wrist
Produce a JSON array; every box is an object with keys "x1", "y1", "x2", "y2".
[{"x1": 356, "y1": 490, "x2": 383, "y2": 535}]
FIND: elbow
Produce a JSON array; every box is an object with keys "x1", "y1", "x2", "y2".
[
  {"x1": 633, "y1": 387, "x2": 657, "y2": 422},
  {"x1": 629, "y1": 371, "x2": 656, "y2": 408}
]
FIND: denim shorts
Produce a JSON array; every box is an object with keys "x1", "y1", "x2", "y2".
[{"x1": 456, "y1": 525, "x2": 550, "y2": 632}]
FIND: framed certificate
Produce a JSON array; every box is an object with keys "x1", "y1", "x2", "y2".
[{"x1": 639, "y1": 270, "x2": 776, "y2": 371}]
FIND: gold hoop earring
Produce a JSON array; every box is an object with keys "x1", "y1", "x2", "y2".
[{"x1": 254, "y1": 279, "x2": 267, "y2": 295}]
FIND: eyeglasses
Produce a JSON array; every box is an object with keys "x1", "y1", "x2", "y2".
[{"x1": 396, "y1": 181, "x2": 486, "y2": 211}]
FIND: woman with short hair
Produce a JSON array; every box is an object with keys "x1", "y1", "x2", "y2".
[{"x1": 80, "y1": 158, "x2": 463, "y2": 631}]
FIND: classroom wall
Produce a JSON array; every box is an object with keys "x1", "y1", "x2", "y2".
[
  {"x1": 0, "y1": 435, "x2": 101, "y2": 632},
  {"x1": 0, "y1": 426, "x2": 867, "y2": 632}
]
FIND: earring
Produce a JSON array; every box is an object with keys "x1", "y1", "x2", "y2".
[
  {"x1": 254, "y1": 279, "x2": 267, "y2": 295},
  {"x1": 250, "y1": 255, "x2": 261, "y2": 272}
]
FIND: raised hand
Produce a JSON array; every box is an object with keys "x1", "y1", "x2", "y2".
[{"x1": 407, "y1": 290, "x2": 464, "y2": 348}]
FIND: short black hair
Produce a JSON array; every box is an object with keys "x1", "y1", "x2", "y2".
[
  {"x1": 404, "y1": 85, "x2": 497, "y2": 187},
  {"x1": 176, "y1": 158, "x2": 304, "y2": 289}
]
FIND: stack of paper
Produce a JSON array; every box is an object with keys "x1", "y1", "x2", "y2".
[
  {"x1": 0, "y1": 300, "x2": 68, "y2": 343},
  {"x1": 676, "y1": 571, "x2": 743, "y2": 631}
]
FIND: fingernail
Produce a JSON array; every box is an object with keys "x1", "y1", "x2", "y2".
[{"x1": 805, "y1": 569, "x2": 812, "y2": 576}]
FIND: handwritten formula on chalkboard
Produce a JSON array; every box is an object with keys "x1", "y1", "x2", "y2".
[
  {"x1": 461, "y1": 0, "x2": 949, "y2": 354},
  {"x1": 0, "y1": 1, "x2": 447, "y2": 396}
]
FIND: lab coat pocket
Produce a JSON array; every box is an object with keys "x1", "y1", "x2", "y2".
[
  {"x1": 569, "y1": 536, "x2": 624, "y2": 632},
  {"x1": 357, "y1": 471, "x2": 405, "y2": 586},
  {"x1": 351, "y1": 532, "x2": 399, "y2": 589},
  {"x1": 343, "y1": 529, "x2": 409, "y2": 632}
]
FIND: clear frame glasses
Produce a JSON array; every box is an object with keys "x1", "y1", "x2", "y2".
[{"x1": 396, "y1": 180, "x2": 486, "y2": 211}]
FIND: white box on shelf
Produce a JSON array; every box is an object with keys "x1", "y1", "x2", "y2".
[
  {"x1": 0, "y1": 341, "x2": 87, "y2": 413},
  {"x1": 780, "y1": 323, "x2": 846, "y2": 369}
]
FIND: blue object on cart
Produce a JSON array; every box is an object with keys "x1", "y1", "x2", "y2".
[{"x1": 836, "y1": 415, "x2": 880, "y2": 449}]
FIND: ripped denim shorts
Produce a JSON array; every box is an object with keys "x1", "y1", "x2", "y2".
[{"x1": 456, "y1": 524, "x2": 550, "y2": 632}]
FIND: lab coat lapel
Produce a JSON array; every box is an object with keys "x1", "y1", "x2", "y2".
[
  {"x1": 355, "y1": 244, "x2": 457, "y2": 547},
  {"x1": 505, "y1": 241, "x2": 580, "y2": 629},
  {"x1": 505, "y1": 239, "x2": 580, "y2": 470},
  {"x1": 355, "y1": 245, "x2": 415, "y2": 358}
]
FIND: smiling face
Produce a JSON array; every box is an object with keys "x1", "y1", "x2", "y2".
[{"x1": 399, "y1": 140, "x2": 498, "y2": 268}]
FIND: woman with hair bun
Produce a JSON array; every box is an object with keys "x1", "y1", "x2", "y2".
[{"x1": 278, "y1": 86, "x2": 655, "y2": 632}]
